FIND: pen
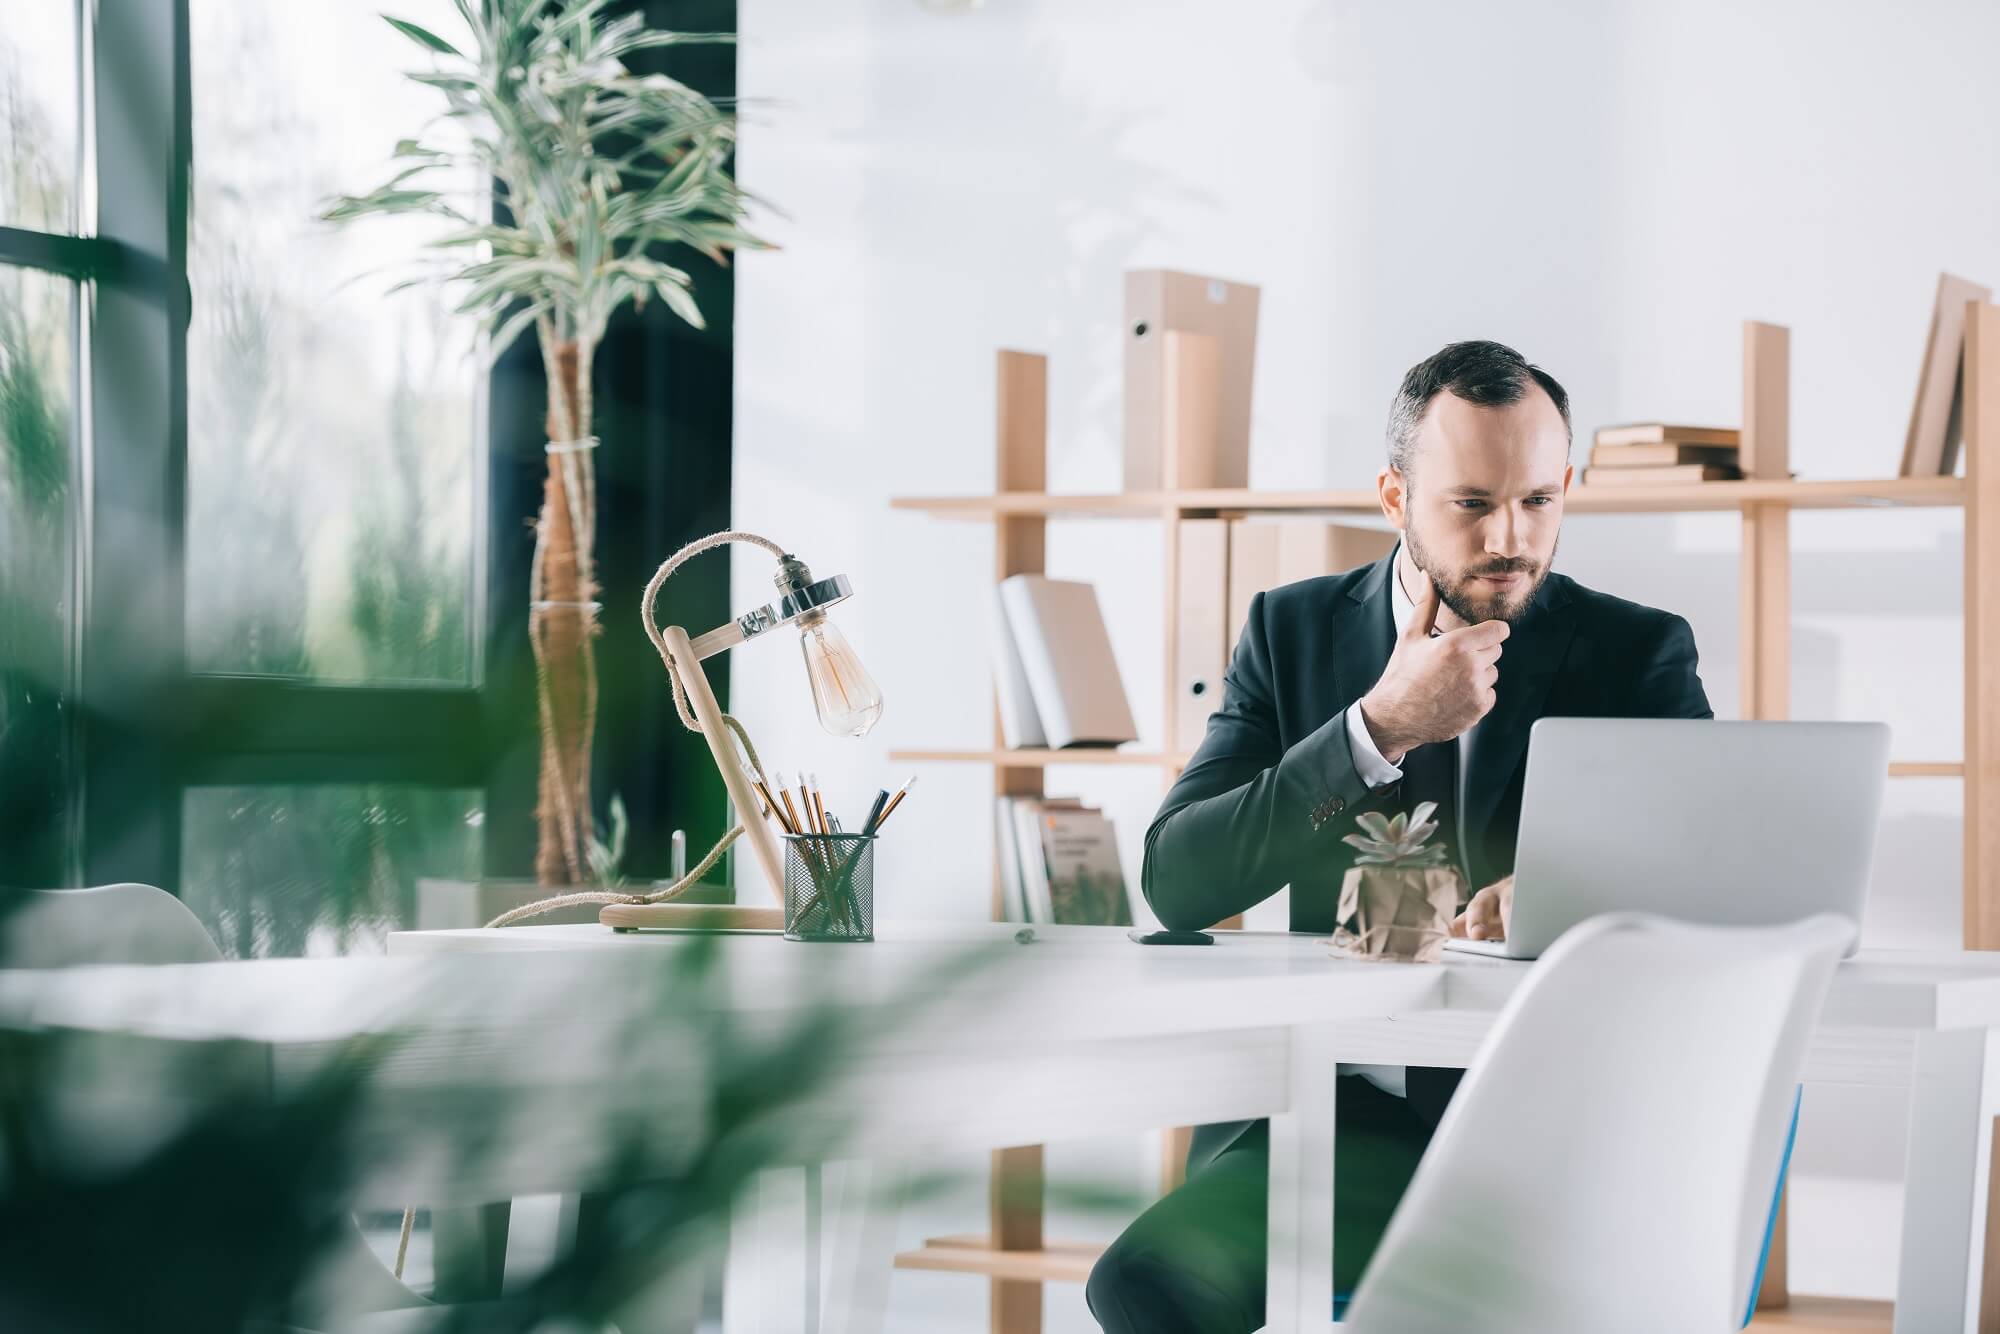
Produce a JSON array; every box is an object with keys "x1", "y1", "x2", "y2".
[
  {"x1": 860, "y1": 787, "x2": 890, "y2": 834},
  {"x1": 868, "y1": 774, "x2": 919, "y2": 833}
]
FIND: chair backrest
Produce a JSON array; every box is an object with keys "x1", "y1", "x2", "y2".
[
  {"x1": 1341, "y1": 911, "x2": 1852, "y2": 1334},
  {"x1": 2, "y1": 884, "x2": 224, "y2": 968}
]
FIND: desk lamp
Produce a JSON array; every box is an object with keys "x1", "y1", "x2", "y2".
[{"x1": 637, "y1": 530, "x2": 883, "y2": 909}]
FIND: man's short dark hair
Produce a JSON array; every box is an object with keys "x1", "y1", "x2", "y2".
[{"x1": 1385, "y1": 340, "x2": 1572, "y2": 482}]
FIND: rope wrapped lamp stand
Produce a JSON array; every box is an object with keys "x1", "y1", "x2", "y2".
[{"x1": 480, "y1": 529, "x2": 793, "y2": 930}]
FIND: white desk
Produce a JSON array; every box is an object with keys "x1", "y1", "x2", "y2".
[{"x1": 5, "y1": 923, "x2": 2000, "y2": 1332}]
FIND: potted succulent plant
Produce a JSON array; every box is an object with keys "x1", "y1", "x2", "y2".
[
  {"x1": 325, "y1": 0, "x2": 771, "y2": 893},
  {"x1": 1331, "y1": 801, "x2": 1466, "y2": 962}
]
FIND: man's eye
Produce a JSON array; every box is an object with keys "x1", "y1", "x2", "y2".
[
  {"x1": 1525, "y1": 496, "x2": 1553, "y2": 506},
  {"x1": 1455, "y1": 500, "x2": 1485, "y2": 510}
]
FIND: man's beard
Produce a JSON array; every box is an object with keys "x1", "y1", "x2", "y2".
[{"x1": 1403, "y1": 520, "x2": 1557, "y2": 626}]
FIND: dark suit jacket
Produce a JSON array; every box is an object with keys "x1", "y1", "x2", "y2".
[{"x1": 1144, "y1": 550, "x2": 1714, "y2": 1163}]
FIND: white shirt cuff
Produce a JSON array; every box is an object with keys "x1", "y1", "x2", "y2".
[
  {"x1": 1337, "y1": 1063, "x2": 1409, "y2": 1099},
  {"x1": 1345, "y1": 702, "x2": 1403, "y2": 789}
]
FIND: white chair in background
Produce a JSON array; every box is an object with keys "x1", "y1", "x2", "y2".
[
  {"x1": 1340, "y1": 911, "x2": 1852, "y2": 1334},
  {"x1": 4, "y1": 884, "x2": 431, "y2": 1329}
]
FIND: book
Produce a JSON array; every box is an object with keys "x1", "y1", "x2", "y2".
[
  {"x1": 995, "y1": 797, "x2": 1028, "y2": 923},
  {"x1": 1036, "y1": 805, "x2": 1132, "y2": 926},
  {"x1": 1009, "y1": 796, "x2": 1084, "y2": 923},
  {"x1": 998, "y1": 575, "x2": 1138, "y2": 749},
  {"x1": 1593, "y1": 423, "x2": 1742, "y2": 448},
  {"x1": 1225, "y1": 519, "x2": 1281, "y2": 655},
  {"x1": 990, "y1": 587, "x2": 1048, "y2": 748},
  {"x1": 1581, "y1": 464, "x2": 1744, "y2": 486},
  {"x1": 1587, "y1": 442, "x2": 1740, "y2": 469},
  {"x1": 1125, "y1": 269, "x2": 1259, "y2": 491},
  {"x1": 1173, "y1": 519, "x2": 1229, "y2": 753},
  {"x1": 1226, "y1": 520, "x2": 1398, "y2": 657},
  {"x1": 1900, "y1": 272, "x2": 1991, "y2": 477}
]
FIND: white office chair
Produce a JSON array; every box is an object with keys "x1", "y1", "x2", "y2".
[
  {"x1": 1340, "y1": 911, "x2": 1852, "y2": 1334},
  {"x1": 4, "y1": 884, "x2": 432, "y2": 1330}
]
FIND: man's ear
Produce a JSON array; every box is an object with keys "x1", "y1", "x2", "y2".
[{"x1": 1378, "y1": 466, "x2": 1409, "y2": 529}]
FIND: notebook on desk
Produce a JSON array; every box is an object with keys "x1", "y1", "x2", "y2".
[{"x1": 1445, "y1": 718, "x2": 1889, "y2": 961}]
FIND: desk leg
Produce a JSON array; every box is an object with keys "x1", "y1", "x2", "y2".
[
  {"x1": 430, "y1": 1201, "x2": 512, "y2": 1303},
  {"x1": 1267, "y1": 1022, "x2": 1339, "y2": 1332},
  {"x1": 575, "y1": 1191, "x2": 710, "y2": 1334},
  {"x1": 1895, "y1": 1029, "x2": 2000, "y2": 1333},
  {"x1": 722, "y1": 1161, "x2": 897, "y2": 1334},
  {"x1": 725, "y1": 1166, "x2": 816, "y2": 1334},
  {"x1": 822, "y1": 1159, "x2": 906, "y2": 1334}
]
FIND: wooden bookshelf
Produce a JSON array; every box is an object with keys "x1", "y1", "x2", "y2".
[
  {"x1": 891, "y1": 313, "x2": 2000, "y2": 1333},
  {"x1": 891, "y1": 474, "x2": 1965, "y2": 521},
  {"x1": 1745, "y1": 1297, "x2": 1895, "y2": 1332},
  {"x1": 894, "y1": 1236, "x2": 1104, "y2": 1285},
  {"x1": 899, "y1": 749, "x2": 1953, "y2": 778},
  {"x1": 889, "y1": 747, "x2": 1191, "y2": 769}
]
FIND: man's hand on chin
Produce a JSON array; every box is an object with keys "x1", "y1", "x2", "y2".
[{"x1": 1450, "y1": 875, "x2": 1514, "y2": 941}]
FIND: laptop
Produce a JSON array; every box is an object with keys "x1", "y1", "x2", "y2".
[{"x1": 1445, "y1": 718, "x2": 1889, "y2": 961}]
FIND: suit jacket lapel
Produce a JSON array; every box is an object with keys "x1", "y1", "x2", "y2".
[
  {"x1": 1331, "y1": 551, "x2": 1397, "y2": 712},
  {"x1": 1461, "y1": 574, "x2": 1578, "y2": 861}
]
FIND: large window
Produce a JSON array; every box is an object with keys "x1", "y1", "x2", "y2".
[
  {"x1": 186, "y1": 1, "x2": 480, "y2": 685},
  {"x1": 0, "y1": 2, "x2": 82, "y2": 888},
  {"x1": 0, "y1": 265, "x2": 77, "y2": 886},
  {"x1": 5, "y1": 0, "x2": 737, "y2": 946},
  {"x1": 0, "y1": 1, "x2": 79, "y2": 234},
  {"x1": 181, "y1": 784, "x2": 482, "y2": 958}
]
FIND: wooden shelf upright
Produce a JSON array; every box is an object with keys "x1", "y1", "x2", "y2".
[{"x1": 889, "y1": 311, "x2": 2000, "y2": 1333}]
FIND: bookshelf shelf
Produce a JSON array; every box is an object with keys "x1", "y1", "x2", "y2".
[
  {"x1": 901, "y1": 751, "x2": 1952, "y2": 777},
  {"x1": 891, "y1": 475, "x2": 1965, "y2": 521},
  {"x1": 1743, "y1": 1297, "x2": 1894, "y2": 1332},
  {"x1": 893, "y1": 1235, "x2": 1103, "y2": 1285},
  {"x1": 1890, "y1": 761, "x2": 1965, "y2": 777},
  {"x1": 890, "y1": 747, "x2": 1191, "y2": 769}
]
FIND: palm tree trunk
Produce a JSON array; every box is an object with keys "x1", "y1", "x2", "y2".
[{"x1": 530, "y1": 337, "x2": 598, "y2": 886}]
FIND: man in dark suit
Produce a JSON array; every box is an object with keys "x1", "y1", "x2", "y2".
[{"x1": 1086, "y1": 340, "x2": 1714, "y2": 1334}]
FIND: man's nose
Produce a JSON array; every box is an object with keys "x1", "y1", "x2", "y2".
[{"x1": 1483, "y1": 507, "x2": 1526, "y2": 557}]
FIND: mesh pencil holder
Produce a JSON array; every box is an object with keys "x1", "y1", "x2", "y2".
[{"x1": 783, "y1": 833, "x2": 876, "y2": 942}]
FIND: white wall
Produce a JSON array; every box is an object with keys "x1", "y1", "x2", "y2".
[{"x1": 729, "y1": 1, "x2": 2000, "y2": 1323}]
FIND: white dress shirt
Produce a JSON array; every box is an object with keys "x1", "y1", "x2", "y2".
[{"x1": 1336, "y1": 543, "x2": 1478, "y2": 1101}]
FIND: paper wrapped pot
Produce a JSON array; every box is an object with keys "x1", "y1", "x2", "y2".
[{"x1": 1329, "y1": 864, "x2": 1466, "y2": 963}]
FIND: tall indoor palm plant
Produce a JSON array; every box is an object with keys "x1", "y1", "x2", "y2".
[{"x1": 326, "y1": 0, "x2": 770, "y2": 885}]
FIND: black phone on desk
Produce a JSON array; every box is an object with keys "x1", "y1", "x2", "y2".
[{"x1": 1128, "y1": 928, "x2": 1213, "y2": 946}]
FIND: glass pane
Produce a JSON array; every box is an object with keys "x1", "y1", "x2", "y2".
[
  {"x1": 186, "y1": 2, "x2": 481, "y2": 684},
  {"x1": 0, "y1": 265, "x2": 75, "y2": 886},
  {"x1": 0, "y1": 2, "x2": 79, "y2": 234},
  {"x1": 181, "y1": 785, "x2": 483, "y2": 958}
]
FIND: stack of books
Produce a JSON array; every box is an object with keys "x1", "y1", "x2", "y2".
[
  {"x1": 995, "y1": 796, "x2": 1133, "y2": 926},
  {"x1": 1581, "y1": 424, "x2": 1744, "y2": 487}
]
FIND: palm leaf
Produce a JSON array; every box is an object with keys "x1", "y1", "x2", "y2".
[{"x1": 384, "y1": 15, "x2": 465, "y2": 58}]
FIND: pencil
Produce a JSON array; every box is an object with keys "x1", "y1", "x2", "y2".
[
  {"x1": 869, "y1": 774, "x2": 919, "y2": 833},
  {"x1": 753, "y1": 777, "x2": 795, "y2": 835},
  {"x1": 809, "y1": 772, "x2": 829, "y2": 835},
  {"x1": 772, "y1": 771, "x2": 805, "y2": 835},
  {"x1": 794, "y1": 775, "x2": 816, "y2": 835}
]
